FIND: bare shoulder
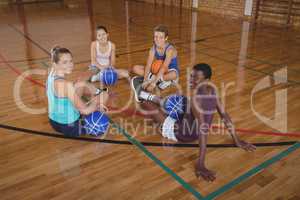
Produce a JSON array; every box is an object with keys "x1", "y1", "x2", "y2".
[
  {"x1": 206, "y1": 84, "x2": 216, "y2": 93},
  {"x1": 149, "y1": 46, "x2": 155, "y2": 55},
  {"x1": 110, "y1": 41, "x2": 116, "y2": 48},
  {"x1": 166, "y1": 45, "x2": 177, "y2": 55},
  {"x1": 91, "y1": 41, "x2": 97, "y2": 47},
  {"x1": 55, "y1": 79, "x2": 72, "y2": 89}
]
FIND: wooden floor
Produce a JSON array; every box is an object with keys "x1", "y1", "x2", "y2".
[{"x1": 0, "y1": 0, "x2": 300, "y2": 199}]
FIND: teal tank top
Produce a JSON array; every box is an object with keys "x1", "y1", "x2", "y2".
[{"x1": 47, "y1": 70, "x2": 80, "y2": 124}]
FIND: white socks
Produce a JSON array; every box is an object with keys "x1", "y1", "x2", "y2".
[
  {"x1": 95, "y1": 88, "x2": 101, "y2": 95},
  {"x1": 139, "y1": 91, "x2": 155, "y2": 101},
  {"x1": 162, "y1": 116, "x2": 178, "y2": 142}
]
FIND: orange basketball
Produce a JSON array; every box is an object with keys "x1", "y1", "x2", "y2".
[{"x1": 151, "y1": 60, "x2": 164, "y2": 74}]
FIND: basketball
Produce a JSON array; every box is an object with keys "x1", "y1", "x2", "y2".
[
  {"x1": 84, "y1": 111, "x2": 110, "y2": 136},
  {"x1": 151, "y1": 60, "x2": 164, "y2": 74},
  {"x1": 100, "y1": 67, "x2": 118, "y2": 85},
  {"x1": 164, "y1": 95, "x2": 187, "y2": 121}
]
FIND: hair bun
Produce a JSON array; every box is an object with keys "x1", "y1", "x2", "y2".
[
  {"x1": 50, "y1": 45, "x2": 60, "y2": 61},
  {"x1": 51, "y1": 45, "x2": 60, "y2": 54}
]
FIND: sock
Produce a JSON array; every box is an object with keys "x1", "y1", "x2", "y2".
[
  {"x1": 139, "y1": 91, "x2": 155, "y2": 101},
  {"x1": 159, "y1": 76, "x2": 164, "y2": 82},
  {"x1": 95, "y1": 88, "x2": 101, "y2": 95}
]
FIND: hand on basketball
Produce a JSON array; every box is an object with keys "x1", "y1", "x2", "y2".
[
  {"x1": 97, "y1": 103, "x2": 108, "y2": 113},
  {"x1": 236, "y1": 140, "x2": 256, "y2": 152},
  {"x1": 195, "y1": 162, "x2": 216, "y2": 182}
]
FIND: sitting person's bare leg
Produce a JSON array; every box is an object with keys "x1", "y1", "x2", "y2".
[{"x1": 140, "y1": 101, "x2": 166, "y2": 125}]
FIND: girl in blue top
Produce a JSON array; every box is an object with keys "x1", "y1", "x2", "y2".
[
  {"x1": 47, "y1": 46, "x2": 108, "y2": 137},
  {"x1": 132, "y1": 25, "x2": 179, "y2": 92}
]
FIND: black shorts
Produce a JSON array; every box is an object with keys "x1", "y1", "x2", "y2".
[{"x1": 49, "y1": 118, "x2": 86, "y2": 137}]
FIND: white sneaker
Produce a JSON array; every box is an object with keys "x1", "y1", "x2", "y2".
[
  {"x1": 131, "y1": 76, "x2": 144, "y2": 102},
  {"x1": 139, "y1": 91, "x2": 155, "y2": 101}
]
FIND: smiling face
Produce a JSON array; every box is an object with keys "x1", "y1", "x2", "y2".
[
  {"x1": 154, "y1": 31, "x2": 167, "y2": 48},
  {"x1": 96, "y1": 28, "x2": 108, "y2": 44},
  {"x1": 190, "y1": 69, "x2": 206, "y2": 89},
  {"x1": 55, "y1": 53, "x2": 74, "y2": 75}
]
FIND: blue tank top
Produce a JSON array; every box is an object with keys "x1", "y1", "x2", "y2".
[
  {"x1": 46, "y1": 70, "x2": 80, "y2": 124},
  {"x1": 154, "y1": 43, "x2": 178, "y2": 71}
]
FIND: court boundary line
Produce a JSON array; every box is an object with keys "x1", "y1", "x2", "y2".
[
  {"x1": 3, "y1": 18, "x2": 300, "y2": 199},
  {"x1": 129, "y1": 12, "x2": 300, "y2": 74},
  {"x1": 8, "y1": 24, "x2": 50, "y2": 56},
  {"x1": 2, "y1": 52, "x2": 299, "y2": 200},
  {"x1": 201, "y1": 142, "x2": 300, "y2": 200},
  {"x1": 3, "y1": 52, "x2": 299, "y2": 138},
  {"x1": 1, "y1": 123, "x2": 297, "y2": 148},
  {"x1": 199, "y1": 49, "x2": 300, "y2": 85},
  {"x1": 109, "y1": 120, "x2": 204, "y2": 199},
  {"x1": 195, "y1": 41, "x2": 300, "y2": 74},
  {"x1": 0, "y1": 57, "x2": 48, "y2": 64},
  {"x1": 7, "y1": 24, "x2": 300, "y2": 85},
  {"x1": 1, "y1": 124, "x2": 299, "y2": 199},
  {"x1": 0, "y1": 65, "x2": 298, "y2": 199}
]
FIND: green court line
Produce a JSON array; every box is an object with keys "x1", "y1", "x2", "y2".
[
  {"x1": 110, "y1": 120, "x2": 203, "y2": 199},
  {"x1": 39, "y1": 61, "x2": 202, "y2": 198},
  {"x1": 202, "y1": 142, "x2": 300, "y2": 200},
  {"x1": 40, "y1": 60, "x2": 299, "y2": 199}
]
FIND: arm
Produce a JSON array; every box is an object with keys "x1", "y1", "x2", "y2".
[
  {"x1": 141, "y1": 48, "x2": 155, "y2": 89},
  {"x1": 91, "y1": 41, "x2": 98, "y2": 67},
  {"x1": 191, "y1": 92, "x2": 216, "y2": 182},
  {"x1": 144, "y1": 48, "x2": 155, "y2": 80},
  {"x1": 60, "y1": 81, "x2": 100, "y2": 115},
  {"x1": 216, "y1": 98, "x2": 256, "y2": 151},
  {"x1": 110, "y1": 42, "x2": 116, "y2": 67},
  {"x1": 153, "y1": 47, "x2": 174, "y2": 83}
]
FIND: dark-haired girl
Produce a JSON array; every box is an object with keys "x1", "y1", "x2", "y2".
[{"x1": 90, "y1": 25, "x2": 129, "y2": 82}]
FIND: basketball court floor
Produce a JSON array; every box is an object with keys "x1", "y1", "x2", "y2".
[{"x1": 0, "y1": 0, "x2": 299, "y2": 199}]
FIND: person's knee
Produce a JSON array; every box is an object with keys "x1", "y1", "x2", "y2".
[
  {"x1": 132, "y1": 65, "x2": 144, "y2": 75},
  {"x1": 118, "y1": 69, "x2": 130, "y2": 78},
  {"x1": 132, "y1": 65, "x2": 139, "y2": 73},
  {"x1": 166, "y1": 71, "x2": 178, "y2": 80}
]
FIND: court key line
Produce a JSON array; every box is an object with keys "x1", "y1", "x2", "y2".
[
  {"x1": 201, "y1": 142, "x2": 300, "y2": 200},
  {"x1": 0, "y1": 123, "x2": 297, "y2": 148},
  {"x1": 0, "y1": 48, "x2": 202, "y2": 198},
  {"x1": 7, "y1": 24, "x2": 300, "y2": 137},
  {"x1": 1, "y1": 52, "x2": 300, "y2": 139},
  {"x1": 3, "y1": 17, "x2": 300, "y2": 200},
  {"x1": 110, "y1": 120, "x2": 204, "y2": 199},
  {"x1": 1, "y1": 118, "x2": 299, "y2": 199}
]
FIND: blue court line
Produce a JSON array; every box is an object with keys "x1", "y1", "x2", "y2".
[
  {"x1": 110, "y1": 120, "x2": 203, "y2": 199},
  {"x1": 201, "y1": 142, "x2": 300, "y2": 200}
]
